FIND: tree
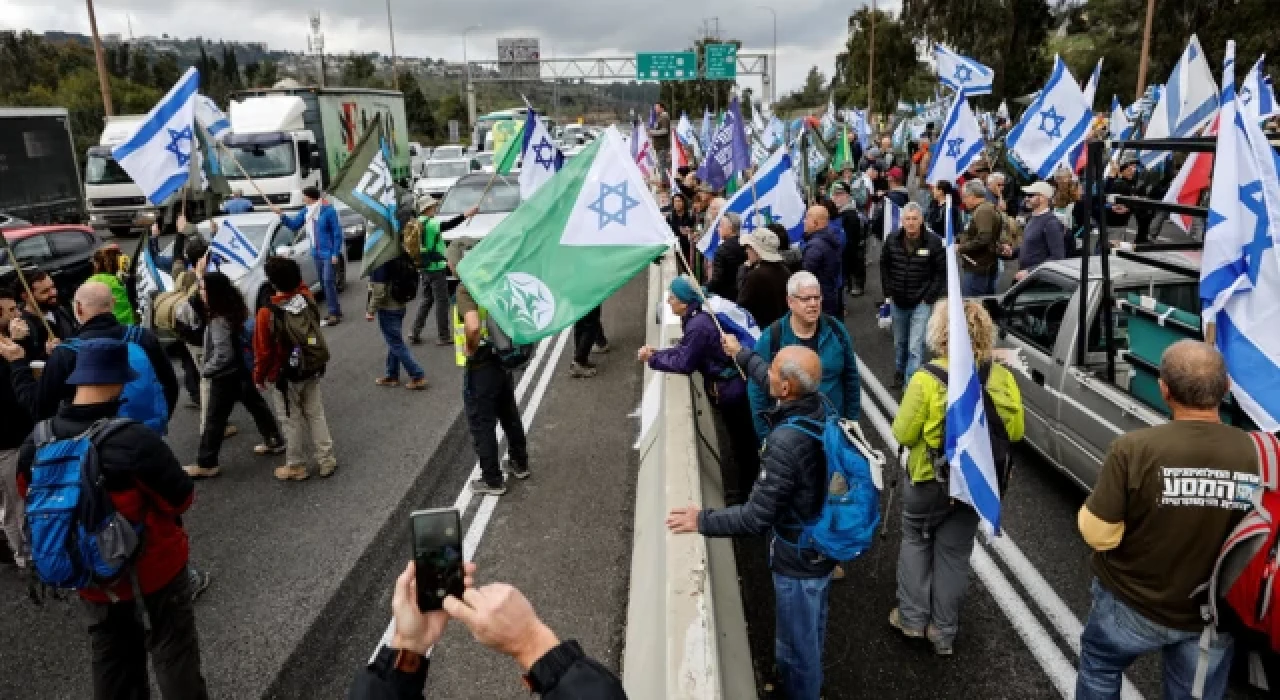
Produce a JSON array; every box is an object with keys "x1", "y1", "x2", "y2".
[
  {"x1": 221, "y1": 45, "x2": 243, "y2": 92},
  {"x1": 341, "y1": 53, "x2": 383, "y2": 88},
  {"x1": 434, "y1": 93, "x2": 467, "y2": 141},
  {"x1": 127, "y1": 47, "x2": 151, "y2": 87},
  {"x1": 833, "y1": 7, "x2": 927, "y2": 112},
  {"x1": 151, "y1": 52, "x2": 181, "y2": 89},
  {"x1": 398, "y1": 69, "x2": 437, "y2": 142}
]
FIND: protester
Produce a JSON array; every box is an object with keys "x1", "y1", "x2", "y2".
[
  {"x1": 12, "y1": 270, "x2": 77, "y2": 363},
  {"x1": 831, "y1": 181, "x2": 867, "y2": 297},
  {"x1": 1075, "y1": 341, "x2": 1255, "y2": 700},
  {"x1": 926, "y1": 181, "x2": 963, "y2": 238},
  {"x1": 570, "y1": 305, "x2": 605, "y2": 379},
  {"x1": 667, "y1": 193, "x2": 697, "y2": 272},
  {"x1": 736, "y1": 230, "x2": 791, "y2": 328},
  {"x1": 986, "y1": 172, "x2": 1012, "y2": 214},
  {"x1": 911, "y1": 137, "x2": 933, "y2": 205},
  {"x1": 668, "y1": 344, "x2": 834, "y2": 700},
  {"x1": 707, "y1": 212, "x2": 747, "y2": 300},
  {"x1": 885, "y1": 167, "x2": 911, "y2": 208},
  {"x1": 880, "y1": 203, "x2": 946, "y2": 387},
  {"x1": 648, "y1": 101, "x2": 671, "y2": 162},
  {"x1": 87, "y1": 245, "x2": 135, "y2": 325},
  {"x1": 222, "y1": 189, "x2": 254, "y2": 214},
  {"x1": 0, "y1": 288, "x2": 33, "y2": 568},
  {"x1": 891, "y1": 300, "x2": 1024, "y2": 655},
  {"x1": 800, "y1": 206, "x2": 844, "y2": 317},
  {"x1": 1014, "y1": 181, "x2": 1067, "y2": 280},
  {"x1": 16, "y1": 338, "x2": 210, "y2": 698},
  {"x1": 272, "y1": 187, "x2": 344, "y2": 326},
  {"x1": 367, "y1": 257, "x2": 429, "y2": 391},
  {"x1": 170, "y1": 235, "x2": 212, "y2": 413},
  {"x1": 185, "y1": 270, "x2": 283, "y2": 479},
  {"x1": 448, "y1": 239, "x2": 530, "y2": 496},
  {"x1": 957, "y1": 180, "x2": 1002, "y2": 296},
  {"x1": 1052, "y1": 173, "x2": 1089, "y2": 254},
  {"x1": 767, "y1": 222, "x2": 803, "y2": 272},
  {"x1": 252, "y1": 256, "x2": 338, "y2": 481},
  {"x1": 407, "y1": 195, "x2": 478, "y2": 346},
  {"x1": 638, "y1": 275, "x2": 757, "y2": 503}
]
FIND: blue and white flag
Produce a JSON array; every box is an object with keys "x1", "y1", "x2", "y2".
[
  {"x1": 210, "y1": 217, "x2": 262, "y2": 278},
  {"x1": 699, "y1": 96, "x2": 751, "y2": 192},
  {"x1": 997, "y1": 100, "x2": 1010, "y2": 121},
  {"x1": 1141, "y1": 35, "x2": 1219, "y2": 168},
  {"x1": 112, "y1": 67, "x2": 200, "y2": 206},
  {"x1": 941, "y1": 194, "x2": 1004, "y2": 533},
  {"x1": 927, "y1": 90, "x2": 985, "y2": 185},
  {"x1": 700, "y1": 109, "x2": 714, "y2": 154},
  {"x1": 1109, "y1": 95, "x2": 1135, "y2": 140},
  {"x1": 853, "y1": 108, "x2": 874, "y2": 150},
  {"x1": 699, "y1": 148, "x2": 806, "y2": 258},
  {"x1": 821, "y1": 95, "x2": 838, "y2": 142},
  {"x1": 675, "y1": 112, "x2": 700, "y2": 159},
  {"x1": 647, "y1": 104, "x2": 657, "y2": 130},
  {"x1": 518, "y1": 108, "x2": 565, "y2": 200},
  {"x1": 195, "y1": 94, "x2": 230, "y2": 141},
  {"x1": 934, "y1": 44, "x2": 994, "y2": 96},
  {"x1": 1081, "y1": 58, "x2": 1103, "y2": 109},
  {"x1": 1006, "y1": 56, "x2": 1093, "y2": 179},
  {"x1": 882, "y1": 197, "x2": 902, "y2": 240},
  {"x1": 1241, "y1": 55, "x2": 1279, "y2": 124},
  {"x1": 1199, "y1": 41, "x2": 1280, "y2": 432},
  {"x1": 705, "y1": 295, "x2": 761, "y2": 350},
  {"x1": 763, "y1": 116, "x2": 786, "y2": 150}
]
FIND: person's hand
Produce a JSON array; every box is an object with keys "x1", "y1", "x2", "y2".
[
  {"x1": 196, "y1": 252, "x2": 210, "y2": 278},
  {"x1": 45, "y1": 338, "x2": 59, "y2": 355},
  {"x1": 209, "y1": 218, "x2": 218, "y2": 234},
  {"x1": 721, "y1": 333, "x2": 741, "y2": 358},
  {"x1": 999, "y1": 243, "x2": 1014, "y2": 258},
  {"x1": 331, "y1": 255, "x2": 340, "y2": 265},
  {"x1": 270, "y1": 205, "x2": 284, "y2": 216},
  {"x1": 1113, "y1": 204, "x2": 1129, "y2": 215},
  {"x1": 176, "y1": 214, "x2": 188, "y2": 232},
  {"x1": 8, "y1": 317, "x2": 29, "y2": 341},
  {"x1": 151, "y1": 222, "x2": 161, "y2": 237},
  {"x1": 665, "y1": 505, "x2": 702, "y2": 534},
  {"x1": 389, "y1": 560, "x2": 477, "y2": 655},
  {"x1": 1014, "y1": 269, "x2": 1029, "y2": 282},
  {"x1": 443, "y1": 582, "x2": 560, "y2": 671},
  {"x1": 636, "y1": 345, "x2": 655, "y2": 363},
  {"x1": 464, "y1": 205, "x2": 481, "y2": 219},
  {"x1": 365, "y1": 313, "x2": 375, "y2": 322},
  {"x1": 0, "y1": 336, "x2": 24, "y2": 363},
  {"x1": 256, "y1": 382, "x2": 269, "y2": 393}
]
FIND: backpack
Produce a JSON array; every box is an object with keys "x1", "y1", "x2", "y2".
[
  {"x1": 64, "y1": 327, "x2": 169, "y2": 435},
  {"x1": 25, "y1": 418, "x2": 142, "y2": 590},
  {"x1": 918, "y1": 361, "x2": 1016, "y2": 497},
  {"x1": 150, "y1": 270, "x2": 199, "y2": 332},
  {"x1": 401, "y1": 217, "x2": 424, "y2": 264},
  {"x1": 270, "y1": 293, "x2": 331, "y2": 380},
  {"x1": 386, "y1": 254, "x2": 421, "y2": 304},
  {"x1": 779, "y1": 403, "x2": 885, "y2": 561},
  {"x1": 484, "y1": 315, "x2": 535, "y2": 371}
]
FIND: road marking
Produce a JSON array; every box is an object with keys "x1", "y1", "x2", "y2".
[{"x1": 857, "y1": 356, "x2": 1144, "y2": 700}]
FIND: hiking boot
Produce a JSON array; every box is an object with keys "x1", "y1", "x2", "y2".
[
  {"x1": 569, "y1": 361, "x2": 598, "y2": 378},
  {"x1": 189, "y1": 567, "x2": 212, "y2": 602},
  {"x1": 183, "y1": 465, "x2": 221, "y2": 479},
  {"x1": 892, "y1": 371, "x2": 905, "y2": 389},
  {"x1": 408, "y1": 334, "x2": 423, "y2": 345},
  {"x1": 254, "y1": 439, "x2": 285, "y2": 456},
  {"x1": 321, "y1": 315, "x2": 341, "y2": 327},
  {"x1": 274, "y1": 464, "x2": 309, "y2": 481},
  {"x1": 470, "y1": 478, "x2": 507, "y2": 496},
  {"x1": 375, "y1": 376, "x2": 400, "y2": 387},
  {"x1": 223, "y1": 424, "x2": 239, "y2": 439},
  {"x1": 591, "y1": 342, "x2": 611, "y2": 355},
  {"x1": 405, "y1": 377, "x2": 429, "y2": 391},
  {"x1": 319, "y1": 462, "x2": 337, "y2": 478},
  {"x1": 502, "y1": 458, "x2": 531, "y2": 480},
  {"x1": 888, "y1": 608, "x2": 925, "y2": 639},
  {"x1": 926, "y1": 624, "x2": 954, "y2": 656},
  {"x1": 832, "y1": 564, "x2": 846, "y2": 581}
]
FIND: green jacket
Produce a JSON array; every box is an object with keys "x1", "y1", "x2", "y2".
[
  {"x1": 419, "y1": 216, "x2": 447, "y2": 273},
  {"x1": 892, "y1": 358, "x2": 1025, "y2": 483},
  {"x1": 88, "y1": 272, "x2": 135, "y2": 325}
]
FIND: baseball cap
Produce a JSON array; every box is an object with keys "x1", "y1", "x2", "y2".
[
  {"x1": 830, "y1": 181, "x2": 852, "y2": 196},
  {"x1": 1021, "y1": 181, "x2": 1055, "y2": 198},
  {"x1": 887, "y1": 166, "x2": 905, "y2": 181}
]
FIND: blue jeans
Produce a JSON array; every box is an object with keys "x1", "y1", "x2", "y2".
[
  {"x1": 313, "y1": 256, "x2": 341, "y2": 317},
  {"x1": 377, "y1": 309, "x2": 424, "y2": 381},
  {"x1": 1076, "y1": 578, "x2": 1234, "y2": 700},
  {"x1": 891, "y1": 302, "x2": 931, "y2": 380},
  {"x1": 773, "y1": 571, "x2": 832, "y2": 700},
  {"x1": 961, "y1": 270, "x2": 998, "y2": 297}
]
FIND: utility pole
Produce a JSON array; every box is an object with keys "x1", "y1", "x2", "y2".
[
  {"x1": 309, "y1": 12, "x2": 326, "y2": 88},
  {"x1": 385, "y1": 0, "x2": 398, "y2": 88},
  {"x1": 867, "y1": 0, "x2": 876, "y2": 119},
  {"x1": 86, "y1": 0, "x2": 113, "y2": 117},
  {"x1": 1135, "y1": 0, "x2": 1156, "y2": 100}
]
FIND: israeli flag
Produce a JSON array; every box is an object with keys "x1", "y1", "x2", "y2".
[
  {"x1": 676, "y1": 112, "x2": 700, "y2": 158},
  {"x1": 518, "y1": 108, "x2": 564, "y2": 200},
  {"x1": 195, "y1": 94, "x2": 230, "y2": 141},
  {"x1": 705, "y1": 295, "x2": 761, "y2": 350},
  {"x1": 112, "y1": 67, "x2": 200, "y2": 206},
  {"x1": 1141, "y1": 35, "x2": 1219, "y2": 168},
  {"x1": 941, "y1": 194, "x2": 1004, "y2": 534},
  {"x1": 1241, "y1": 55, "x2": 1279, "y2": 123},
  {"x1": 935, "y1": 44, "x2": 994, "y2": 96},
  {"x1": 882, "y1": 198, "x2": 902, "y2": 240},
  {"x1": 134, "y1": 237, "x2": 172, "y2": 324},
  {"x1": 926, "y1": 91, "x2": 986, "y2": 185},
  {"x1": 763, "y1": 116, "x2": 786, "y2": 150},
  {"x1": 699, "y1": 147, "x2": 806, "y2": 258},
  {"x1": 1006, "y1": 56, "x2": 1093, "y2": 179},
  {"x1": 853, "y1": 109, "x2": 874, "y2": 150},
  {"x1": 1109, "y1": 95, "x2": 1135, "y2": 140},
  {"x1": 1200, "y1": 41, "x2": 1280, "y2": 432},
  {"x1": 210, "y1": 218, "x2": 262, "y2": 278},
  {"x1": 1081, "y1": 58, "x2": 1103, "y2": 109}
]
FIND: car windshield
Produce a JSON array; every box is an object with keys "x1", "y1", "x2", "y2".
[
  {"x1": 439, "y1": 178, "x2": 520, "y2": 216},
  {"x1": 225, "y1": 142, "x2": 297, "y2": 179},
  {"x1": 474, "y1": 153, "x2": 493, "y2": 167},
  {"x1": 433, "y1": 147, "x2": 463, "y2": 160},
  {"x1": 426, "y1": 162, "x2": 469, "y2": 179},
  {"x1": 85, "y1": 154, "x2": 136, "y2": 185}
]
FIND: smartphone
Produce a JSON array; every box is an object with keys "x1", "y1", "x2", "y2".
[{"x1": 409, "y1": 508, "x2": 464, "y2": 612}]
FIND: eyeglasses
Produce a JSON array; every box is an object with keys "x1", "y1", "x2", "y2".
[{"x1": 790, "y1": 294, "x2": 822, "y2": 304}]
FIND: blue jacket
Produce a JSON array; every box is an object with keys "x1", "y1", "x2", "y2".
[
  {"x1": 801, "y1": 226, "x2": 843, "y2": 316},
  {"x1": 748, "y1": 312, "x2": 860, "y2": 439},
  {"x1": 222, "y1": 197, "x2": 254, "y2": 214},
  {"x1": 280, "y1": 203, "x2": 343, "y2": 259}
]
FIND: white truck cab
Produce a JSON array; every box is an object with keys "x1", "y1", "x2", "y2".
[
  {"x1": 224, "y1": 96, "x2": 322, "y2": 212},
  {"x1": 85, "y1": 115, "x2": 158, "y2": 236}
]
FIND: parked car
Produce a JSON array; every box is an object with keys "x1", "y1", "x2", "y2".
[
  {"x1": 194, "y1": 212, "x2": 346, "y2": 311},
  {"x1": 474, "y1": 151, "x2": 495, "y2": 173},
  {"x1": 413, "y1": 159, "x2": 478, "y2": 198},
  {"x1": 333, "y1": 198, "x2": 369, "y2": 261},
  {"x1": 0, "y1": 224, "x2": 104, "y2": 304},
  {"x1": 429, "y1": 145, "x2": 465, "y2": 161},
  {"x1": 437, "y1": 172, "x2": 520, "y2": 251}
]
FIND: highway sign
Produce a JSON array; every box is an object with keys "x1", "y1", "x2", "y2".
[
  {"x1": 704, "y1": 44, "x2": 738, "y2": 80},
  {"x1": 636, "y1": 52, "x2": 698, "y2": 81}
]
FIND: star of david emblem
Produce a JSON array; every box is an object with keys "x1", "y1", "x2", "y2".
[
  {"x1": 1037, "y1": 106, "x2": 1066, "y2": 139},
  {"x1": 532, "y1": 137, "x2": 557, "y2": 170},
  {"x1": 953, "y1": 64, "x2": 973, "y2": 83},
  {"x1": 1241, "y1": 85, "x2": 1254, "y2": 106},
  {"x1": 166, "y1": 126, "x2": 194, "y2": 167},
  {"x1": 946, "y1": 137, "x2": 965, "y2": 157},
  {"x1": 586, "y1": 181, "x2": 640, "y2": 229},
  {"x1": 743, "y1": 205, "x2": 774, "y2": 233}
]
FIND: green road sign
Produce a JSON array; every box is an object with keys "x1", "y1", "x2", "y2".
[
  {"x1": 704, "y1": 44, "x2": 738, "y2": 80},
  {"x1": 636, "y1": 52, "x2": 698, "y2": 81}
]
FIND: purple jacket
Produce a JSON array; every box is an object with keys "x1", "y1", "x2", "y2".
[{"x1": 648, "y1": 304, "x2": 746, "y2": 406}]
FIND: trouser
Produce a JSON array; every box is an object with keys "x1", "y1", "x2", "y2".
[
  {"x1": 573, "y1": 305, "x2": 603, "y2": 365},
  {"x1": 0, "y1": 448, "x2": 25, "y2": 563},
  {"x1": 843, "y1": 231, "x2": 867, "y2": 291},
  {"x1": 463, "y1": 362, "x2": 528, "y2": 486},
  {"x1": 313, "y1": 256, "x2": 341, "y2": 317},
  {"x1": 197, "y1": 373, "x2": 281, "y2": 468},
  {"x1": 891, "y1": 302, "x2": 932, "y2": 380},
  {"x1": 82, "y1": 570, "x2": 210, "y2": 700},
  {"x1": 773, "y1": 570, "x2": 832, "y2": 700},
  {"x1": 177, "y1": 343, "x2": 200, "y2": 405},
  {"x1": 377, "y1": 308, "x2": 424, "y2": 381},
  {"x1": 410, "y1": 269, "x2": 450, "y2": 341},
  {"x1": 961, "y1": 269, "x2": 998, "y2": 297},
  {"x1": 183, "y1": 343, "x2": 211, "y2": 432},
  {"x1": 895, "y1": 479, "x2": 980, "y2": 645},
  {"x1": 1076, "y1": 578, "x2": 1234, "y2": 700},
  {"x1": 271, "y1": 378, "x2": 336, "y2": 469},
  {"x1": 717, "y1": 397, "x2": 760, "y2": 502}
]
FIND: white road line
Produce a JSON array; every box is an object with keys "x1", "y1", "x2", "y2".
[{"x1": 857, "y1": 356, "x2": 1144, "y2": 700}]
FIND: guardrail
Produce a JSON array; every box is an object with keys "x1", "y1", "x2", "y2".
[{"x1": 622, "y1": 254, "x2": 756, "y2": 699}]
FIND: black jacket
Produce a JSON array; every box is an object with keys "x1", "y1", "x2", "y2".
[
  {"x1": 880, "y1": 229, "x2": 946, "y2": 309},
  {"x1": 17, "y1": 306, "x2": 78, "y2": 363},
  {"x1": 708, "y1": 237, "x2": 747, "y2": 300},
  {"x1": 700, "y1": 349, "x2": 836, "y2": 579},
  {"x1": 0, "y1": 359, "x2": 33, "y2": 450},
  {"x1": 801, "y1": 227, "x2": 843, "y2": 316},
  {"x1": 925, "y1": 200, "x2": 963, "y2": 240},
  {"x1": 348, "y1": 640, "x2": 626, "y2": 700},
  {"x1": 10, "y1": 312, "x2": 180, "y2": 422},
  {"x1": 737, "y1": 260, "x2": 790, "y2": 328}
]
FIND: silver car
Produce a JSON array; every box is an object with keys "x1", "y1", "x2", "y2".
[{"x1": 197, "y1": 211, "x2": 347, "y2": 310}]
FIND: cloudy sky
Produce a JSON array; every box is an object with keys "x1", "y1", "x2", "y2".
[{"x1": 2, "y1": 0, "x2": 895, "y2": 97}]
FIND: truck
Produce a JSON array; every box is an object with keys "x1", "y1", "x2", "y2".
[
  {"x1": 227, "y1": 86, "x2": 410, "y2": 210},
  {"x1": 0, "y1": 108, "x2": 85, "y2": 225},
  {"x1": 84, "y1": 114, "x2": 157, "y2": 236}
]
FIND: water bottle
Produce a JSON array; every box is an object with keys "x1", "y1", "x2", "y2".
[{"x1": 877, "y1": 300, "x2": 892, "y2": 330}]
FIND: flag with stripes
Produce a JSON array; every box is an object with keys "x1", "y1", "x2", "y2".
[
  {"x1": 1006, "y1": 55, "x2": 1093, "y2": 180},
  {"x1": 934, "y1": 44, "x2": 994, "y2": 96},
  {"x1": 210, "y1": 217, "x2": 262, "y2": 278},
  {"x1": 705, "y1": 295, "x2": 761, "y2": 350},
  {"x1": 882, "y1": 198, "x2": 902, "y2": 240},
  {"x1": 111, "y1": 67, "x2": 200, "y2": 206}
]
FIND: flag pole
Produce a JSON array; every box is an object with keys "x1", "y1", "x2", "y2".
[
  {"x1": 0, "y1": 234, "x2": 57, "y2": 340},
  {"x1": 218, "y1": 141, "x2": 273, "y2": 202},
  {"x1": 669, "y1": 245, "x2": 746, "y2": 380}
]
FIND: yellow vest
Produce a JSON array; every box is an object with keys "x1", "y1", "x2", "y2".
[{"x1": 452, "y1": 304, "x2": 488, "y2": 367}]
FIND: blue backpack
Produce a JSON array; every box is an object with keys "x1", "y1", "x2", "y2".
[
  {"x1": 65, "y1": 326, "x2": 169, "y2": 434},
  {"x1": 781, "y1": 404, "x2": 884, "y2": 562},
  {"x1": 25, "y1": 418, "x2": 143, "y2": 590}
]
